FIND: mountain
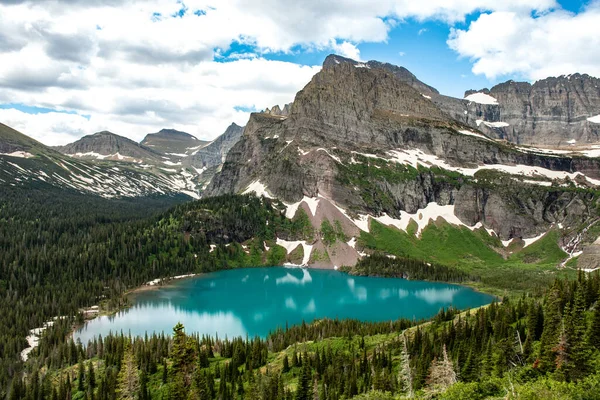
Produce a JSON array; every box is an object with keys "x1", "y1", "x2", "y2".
[
  {"x1": 184, "y1": 122, "x2": 244, "y2": 169},
  {"x1": 54, "y1": 130, "x2": 163, "y2": 163},
  {"x1": 141, "y1": 128, "x2": 209, "y2": 155},
  {"x1": 207, "y1": 54, "x2": 600, "y2": 270},
  {"x1": 462, "y1": 74, "x2": 600, "y2": 145},
  {"x1": 323, "y1": 54, "x2": 439, "y2": 96},
  {"x1": 0, "y1": 123, "x2": 201, "y2": 198}
]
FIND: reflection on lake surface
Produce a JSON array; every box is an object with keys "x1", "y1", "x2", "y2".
[{"x1": 75, "y1": 267, "x2": 493, "y2": 344}]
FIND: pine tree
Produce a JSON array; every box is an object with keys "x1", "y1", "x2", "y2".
[
  {"x1": 588, "y1": 296, "x2": 600, "y2": 349},
  {"x1": 426, "y1": 345, "x2": 457, "y2": 394},
  {"x1": 553, "y1": 318, "x2": 571, "y2": 381},
  {"x1": 282, "y1": 354, "x2": 290, "y2": 373},
  {"x1": 538, "y1": 284, "x2": 562, "y2": 372},
  {"x1": 162, "y1": 358, "x2": 168, "y2": 384},
  {"x1": 116, "y1": 344, "x2": 139, "y2": 400},
  {"x1": 568, "y1": 286, "x2": 590, "y2": 380},
  {"x1": 87, "y1": 361, "x2": 96, "y2": 390},
  {"x1": 171, "y1": 322, "x2": 197, "y2": 386},
  {"x1": 398, "y1": 334, "x2": 414, "y2": 398},
  {"x1": 296, "y1": 361, "x2": 312, "y2": 400},
  {"x1": 78, "y1": 359, "x2": 85, "y2": 392},
  {"x1": 138, "y1": 370, "x2": 149, "y2": 400}
]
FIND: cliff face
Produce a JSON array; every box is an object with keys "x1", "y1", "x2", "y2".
[
  {"x1": 465, "y1": 74, "x2": 600, "y2": 145},
  {"x1": 207, "y1": 55, "x2": 600, "y2": 251},
  {"x1": 185, "y1": 123, "x2": 244, "y2": 169}
]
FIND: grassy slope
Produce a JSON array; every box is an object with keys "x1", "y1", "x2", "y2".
[{"x1": 359, "y1": 219, "x2": 573, "y2": 296}]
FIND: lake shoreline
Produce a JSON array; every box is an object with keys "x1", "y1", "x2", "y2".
[
  {"x1": 73, "y1": 265, "x2": 497, "y2": 344},
  {"x1": 73, "y1": 266, "x2": 495, "y2": 345}
]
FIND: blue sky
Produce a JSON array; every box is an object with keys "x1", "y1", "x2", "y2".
[
  {"x1": 230, "y1": 0, "x2": 590, "y2": 98},
  {"x1": 0, "y1": 0, "x2": 597, "y2": 145}
]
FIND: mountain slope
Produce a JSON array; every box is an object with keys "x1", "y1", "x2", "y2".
[
  {"x1": 206, "y1": 55, "x2": 600, "y2": 270},
  {"x1": 0, "y1": 122, "x2": 50, "y2": 157},
  {"x1": 54, "y1": 130, "x2": 163, "y2": 163},
  {"x1": 0, "y1": 123, "x2": 200, "y2": 198}
]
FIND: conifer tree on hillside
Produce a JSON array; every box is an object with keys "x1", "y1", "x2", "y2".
[
  {"x1": 538, "y1": 283, "x2": 562, "y2": 372},
  {"x1": 116, "y1": 344, "x2": 139, "y2": 400}
]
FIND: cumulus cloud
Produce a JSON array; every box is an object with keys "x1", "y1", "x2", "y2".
[
  {"x1": 0, "y1": 0, "x2": 570, "y2": 145},
  {"x1": 448, "y1": 3, "x2": 600, "y2": 80}
]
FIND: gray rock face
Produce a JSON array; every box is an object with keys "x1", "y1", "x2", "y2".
[
  {"x1": 264, "y1": 103, "x2": 293, "y2": 117},
  {"x1": 323, "y1": 54, "x2": 439, "y2": 96},
  {"x1": 54, "y1": 131, "x2": 163, "y2": 162},
  {"x1": 207, "y1": 55, "x2": 600, "y2": 243},
  {"x1": 141, "y1": 129, "x2": 208, "y2": 154},
  {"x1": 466, "y1": 74, "x2": 600, "y2": 145},
  {"x1": 185, "y1": 123, "x2": 244, "y2": 169}
]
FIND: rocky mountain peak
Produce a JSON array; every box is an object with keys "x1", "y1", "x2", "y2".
[
  {"x1": 153, "y1": 128, "x2": 198, "y2": 140},
  {"x1": 323, "y1": 54, "x2": 439, "y2": 95},
  {"x1": 54, "y1": 130, "x2": 162, "y2": 162},
  {"x1": 263, "y1": 103, "x2": 293, "y2": 118}
]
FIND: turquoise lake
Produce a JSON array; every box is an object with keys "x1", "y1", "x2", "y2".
[{"x1": 75, "y1": 267, "x2": 494, "y2": 344}]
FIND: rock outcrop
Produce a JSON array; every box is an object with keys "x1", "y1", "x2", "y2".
[
  {"x1": 185, "y1": 123, "x2": 244, "y2": 169},
  {"x1": 465, "y1": 74, "x2": 600, "y2": 145}
]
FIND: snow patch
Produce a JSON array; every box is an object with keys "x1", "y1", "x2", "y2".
[
  {"x1": 243, "y1": 180, "x2": 275, "y2": 199},
  {"x1": 372, "y1": 203, "x2": 467, "y2": 236},
  {"x1": 465, "y1": 93, "x2": 499, "y2": 105},
  {"x1": 0, "y1": 151, "x2": 34, "y2": 158},
  {"x1": 458, "y1": 130, "x2": 493, "y2": 141},
  {"x1": 276, "y1": 238, "x2": 313, "y2": 266},
  {"x1": 386, "y1": 148, "x2": 600, "y2": 187},
  {"x1": 284, "y1": 196, "x2": 320, "y2": 218},
  {"x1": 523, "y1": 232, "x2": 546, "y2": 248},
  {"x1": 482, "y1": 121, "x2": 509, "y2": 128},
  {"x1": 587, "y1": 115, "x2": 600, "y2": 123},
  {"x1": 347, "y1": 237, "x2": 357, "y2": 249},
  {"x1": 297, "y1": 147, "x2": 310, "y2": 156},
  {"x1": 317, "y1": 148, "x2": 341, "y2": 163}
]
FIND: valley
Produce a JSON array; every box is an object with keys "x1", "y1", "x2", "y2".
[{"x1": 2, "y1": 53, "x2": 600, "y2": 399}]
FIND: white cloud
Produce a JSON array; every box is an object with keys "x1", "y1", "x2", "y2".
[
  {"x1": 448, "y1": 3, "x2": 600, "y2": 80},
  {"x1": 0, "y1": 58, "x2": 320, "y2": 145},
  {"x1": 331, "y1": 41, "x2": 362, "y2": 61},
  {"x1": 0, "y1": 0, "x2": 565, "y2": 145}
]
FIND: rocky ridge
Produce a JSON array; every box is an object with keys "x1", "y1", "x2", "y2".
[
  {"x1": 47, "y1": 123, "x2": 246, "y2": 197},
  {"x1": 54, "y1": 131, "x2": 163, "y2": 163},
  {"x1": 461, "y1": 74, "x2": 600, "y2": 145},
  {"x1": 207, "y1": 54, "x2": 600, "y2": 269}
]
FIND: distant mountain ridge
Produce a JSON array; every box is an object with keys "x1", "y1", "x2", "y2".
[
  {"x1": 3, "y1": 122, "x2": 246, "y2": 199},
  {"x1": 184, "y1": 123, "x2": 244, "y2": 169},
  {"x1": 463, "y1": 73, "x2": 600, "y2": 145},
  {"x1": 54, "y1": 131, "x2": 163, "y2": 163},
  {"x1": 141, "y1": 128, "x2": 209, "y2": 155}
]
